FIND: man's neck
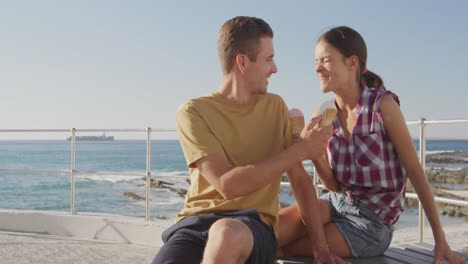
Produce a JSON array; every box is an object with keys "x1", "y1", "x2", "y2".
[{"x1": 217, "y1": 75, "x2": 254, "y2": 105}]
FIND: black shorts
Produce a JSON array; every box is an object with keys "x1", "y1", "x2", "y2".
[{"x1": 152, "y1": 208, "x2": 277, "y2": 264}]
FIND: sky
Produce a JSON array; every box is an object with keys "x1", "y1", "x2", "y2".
[{"x1": 1, "y1": 0, "x2": 467, "y2": 140}]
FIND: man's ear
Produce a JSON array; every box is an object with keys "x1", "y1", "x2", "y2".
[{"x1": 235, "y1": 54, "x2": 247, "y2": 74}]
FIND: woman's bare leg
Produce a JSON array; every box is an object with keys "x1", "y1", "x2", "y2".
[
  {"x1": 278, "y1": 199, "x2": 333, "y2": 253},
  {"x1": 278, "y1": 204, "x2": 306, "y2": 249},
  {"x1": 281, "y1": 222, "x2": 352, "y2": 257},
  {"x1": 278, "y1": 198, "x2": 351, "y2": 257}
]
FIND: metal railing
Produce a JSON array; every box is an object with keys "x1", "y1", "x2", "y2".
[
  {"x1": 410, "y1": 119, "x2": 468, "y2": 242},
  {"x1": 0, "y1": 128, "x2": 175, "y2": 222},
  {"x1": 1, "y1": 119, "x2": 468, "y2": 242},
  {"x1": 309, "y1": 118, "x2": 468, "y2": 243}
]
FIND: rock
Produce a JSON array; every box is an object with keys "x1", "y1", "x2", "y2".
[
  {"x1": 149, "y1": 179, "x2": 188, "y2": 197},
  {"x1": 159, "y1": 180, "x2": 174, "y2": 186},
  {"x1": 426, "y1": 157, "x2": 468, "y2": 164},
  {"x1": 169, "y1": 187, "x2": 187, "y2": 197},
  {"x1": 462, "y1": 247, "x2": 468, "y2": 254},
  {"x1": 425, "y1": 167, "x2": 468, "y2": 185},
  {"x1": 450, "y1": 151, "x2": 468, "y2": 157},
  {"x1": 150, "y1": 180, "x2": 174, "y2": 188},
  {"x1": 123, "y1": 192, "x2": 146, "y2": 201},
  {"x1": 405, "y1": 168, "x2": 468, "y2": 220}
]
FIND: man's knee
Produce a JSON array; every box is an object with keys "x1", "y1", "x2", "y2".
[{"x1": 206, "y1": 218, "x2": 254, "y2": 259}]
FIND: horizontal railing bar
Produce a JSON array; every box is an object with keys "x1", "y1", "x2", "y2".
[
  {"x1": 406, "y1": 192, "x2": 468, "y2": 206},
  {"x1": 281, "y1": 182, "x2": 324, "y2": 188},
  {"x1": 0, "y1": 129, "x2": 176, "y2": 133},
  {"x1": 74, "y1": 172, "x2": 189, "y2": 180},
  {"x1": 406, "y1": 119, "x2": 468, "y2": 125},
  {"x1": 152, "y1": 175, "x2": 188, "y2": 179},
  {"x1": 0, "y1": 169, "x2": 147, "y2": 177},
  {"x1": 280, "y1": 182, "x2": 468, "y2": 207},
  {"x1": 0, "y1": 120, "x2": 466, "y2": 134},
  {"x1": 76, "y1": 129, "x2": 176, "y2": 132},
  {"x1": 0, "y1": 169, "x2": 69, "y2": 174},
  {"x1": 0, "y1": 169, "x2": 189, "y2": 180},
  {"x1": 423, "y1": 119, "x2": 468, "y2": 125},
  {"x1": 2, "y1": 120, "x2": 467, "y2": 133},
  {"x1": 0, "y1": 129, "x2": 70, "y2": 133},
  {"x1": 72, "y1": 172, "x2": 190, "y2": 180},
  {"x1": 75, "y1": 171, "x2": 146, "y2": 177}
]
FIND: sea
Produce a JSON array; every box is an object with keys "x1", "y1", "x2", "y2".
[{"x1": 1, "y1": 139, "x2": 467, "y2": 229}]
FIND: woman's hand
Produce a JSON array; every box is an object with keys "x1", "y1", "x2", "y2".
[
  {"x1": 314, "y1": 247, "x2": 351, "y2": 264},
  {"x1": 299, "y1": 116, "x2": 333, "y2": 161},
  {"x1": 433, "y1": 239, "x2": 466, "y2": 264}
]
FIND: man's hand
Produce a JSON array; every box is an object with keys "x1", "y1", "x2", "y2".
[{"x1": 299, "y1": 116, "x2": 333, "y2": 160}]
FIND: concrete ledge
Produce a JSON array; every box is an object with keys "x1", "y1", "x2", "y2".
[{"x1": 0, "y1": 209, "x2": 172, "y2": 246}]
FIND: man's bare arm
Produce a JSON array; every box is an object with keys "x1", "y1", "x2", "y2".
[{"x1": 195, "y1": 118, "x2": 330, "y2": 199}]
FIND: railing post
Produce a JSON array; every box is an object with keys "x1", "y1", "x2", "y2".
[
  {"x1": 418, "y1": 118, "x2": 426, "y2": 243},
  {"x1": 70, "y1": 128, "x2": 76, "y2": 215},
  {"x1": 145, "y1": 127, "x2": 152, "y2": 222},
  {"x1": 313, "y1": 167, "x2": 319, "y2": 197}
]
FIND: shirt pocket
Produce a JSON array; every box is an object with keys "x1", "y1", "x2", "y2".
[{"x1": 353, "y1": 133, "x2": 383, "y2": 167}]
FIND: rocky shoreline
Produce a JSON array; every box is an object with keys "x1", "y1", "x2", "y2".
[
  {"x1": 405, "y1": 183, "x2": 468, "y2": 219},
  {"x1": 420, "y1": 151, "x2": 468, "y2": 221},
  {"x1": 123, "y1": 151, "x2": 468, "y2": 220},
  {"x1": 425, "y1": 167, "x2": 468, "y2": 185}
]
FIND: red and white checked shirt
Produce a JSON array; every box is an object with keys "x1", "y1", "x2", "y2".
[{"x1": 327, "y1": 86, "x2": 407, "y2": 225}]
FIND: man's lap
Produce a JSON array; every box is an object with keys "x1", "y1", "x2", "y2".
[{"x1": 153, "y1": 208, "x2": 277, "y2": 264}]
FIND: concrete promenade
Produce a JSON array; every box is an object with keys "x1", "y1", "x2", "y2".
[
  {"x1": 0, "y1": 210, "x2": 466, "y2": 263},
  {"x1": 0, "y1": 231, "x2": 158, "y2": 264}
]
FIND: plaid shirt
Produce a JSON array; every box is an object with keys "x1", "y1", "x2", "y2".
[{"x1": 327, "y1": 86, "x2": 407, "y2": 225}]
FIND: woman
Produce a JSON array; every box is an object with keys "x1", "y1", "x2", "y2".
[{"x1": 278, "y1": 26, "x2": 465, "y2": 263}]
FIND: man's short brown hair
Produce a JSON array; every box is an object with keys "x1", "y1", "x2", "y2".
[{"x1": 217, "y1": 16, "x2": 273, "y2": 75}]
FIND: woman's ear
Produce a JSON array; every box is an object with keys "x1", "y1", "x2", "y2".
[{"x1": 347, "y1": 55, "x2": 360, "y2": 71}]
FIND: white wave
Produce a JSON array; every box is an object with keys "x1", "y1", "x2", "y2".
[
  {"x1": 424, "y1": 150, "x2": 456, "y2": 155},
  {"x1": 152, "y1": 197, "x2": 185, "y2": 206},
  {"x1": 75, "y1": 169, "x2": 189, "y2": 184},
  {"x1": 77, "y1": 174, "x2": 143, "y2": 183},
  {"x1": 427, "y1": 166, "x2": 465, "y2": 171},
  {"x1": 154, "y1": 170, "x2": 189, "y2": 177},
  {"x1": 134, "y1": 198, "x2": 184, "y2": 207}
]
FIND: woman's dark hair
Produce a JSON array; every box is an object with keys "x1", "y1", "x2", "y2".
[{"x1": 318, "y1": 26, "x2": 385, "y2": 89}]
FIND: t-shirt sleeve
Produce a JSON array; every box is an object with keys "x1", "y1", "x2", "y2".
[
  {"x1": 280, "y1": 98, "x2": 294, "y2": 149},
  {"x1": 176, "y1": 102, "x2": 224, "y2": 168}
]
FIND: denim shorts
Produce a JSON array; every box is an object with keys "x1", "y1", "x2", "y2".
[{"x1": 322, "y1": 192, "x2": 394, "y2": 257}]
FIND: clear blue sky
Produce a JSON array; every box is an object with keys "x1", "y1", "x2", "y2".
[{"x1": 1, "y1": 0, "x2": 467, "y2": 140}]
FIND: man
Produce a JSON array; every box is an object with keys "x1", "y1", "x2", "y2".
[{"x1": 153, "y1": 16, "x2": 345, "y2": 264}]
